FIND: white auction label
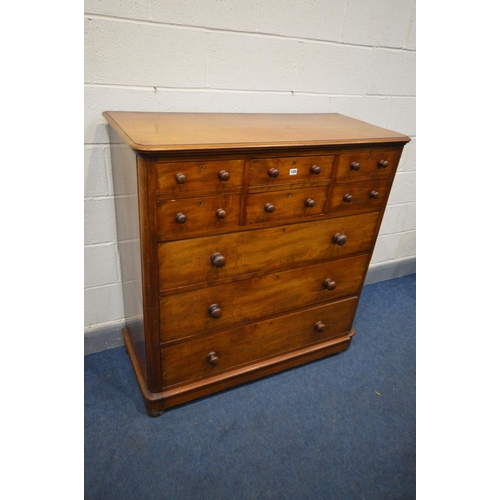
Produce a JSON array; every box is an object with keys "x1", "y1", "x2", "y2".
[{"x1": 289, "y1": 168, "x2": 298, "y2": 175}]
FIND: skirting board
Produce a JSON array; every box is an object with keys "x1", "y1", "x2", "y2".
[{"x1": 84, "y1": 256, "x2": 416, "y2": 355}]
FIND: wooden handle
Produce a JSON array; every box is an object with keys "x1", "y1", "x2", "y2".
[
  {"x1": 264, "y1": 203, "x2": 275, "y2": 213},
  {"x1": 216, "y1": 208, "x2": 227, "y2": 219},
  {"x1": 370, "y1": 191, "x2": 379, "y2": 199},
  {"x1": 315, "y1": 321, "x2": 326, "y2": 332},
  {"x1": 323, "y1": 279, "x2": 336, "y2": 291},
  {"x1": 332, "y1": 233, "x2": 347, "y2": 246},
  {"x1": 343, "y1": 194, "x2": 353, "y2": 203},
  {"x1": 378, "y1": 160, "x2": 388, "y2": 168},
  {"x1": 208, "y1": 304, "x2": 222, "y2": 319},
  {"x1": 310, "y1": 165, "x2": 321, "y2": 175},
  {"x1": 219, "y1": 170, "x2": 230, "y2": 181},
  {"x1": 305, "y1": 198, "x2": 315, "y2": 208},
  {"x1": 206, "y1": 352, "x2": 219, "y2": 366},
  {"x1": 268, "y1": 168, "x2": 279, "y2": 178},
  {"x1": 350, "y1": 162, "x2": 360, "y2": 171},
  {"x1": 175, "y1": 213, "x2": 187, "y2": 224},
  {"x1": 176, "y1": 173, "x2": 187, "y2": 184},
  {"x1": 211, "y1": 252, "x2": 226, "y2": 268}
]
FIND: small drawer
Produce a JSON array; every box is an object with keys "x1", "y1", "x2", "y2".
[
  {"x1": 159, "y1": 254, "x2": 369, "y2": 343},
  {"x1": 245, "y1": 186, "x2": 328, "y2": 224},
  {"x1": 156, "y1": 159, "x2": 244, "y2": 195},
  {"x1": 161, "y1": 296, "x2": 359, "y2": 388},
  {"x1": 157, "y1": 194, "x2": 240, "y2": 240},
  {"x1": 248, "y1": 155, "x2": 334, "y2": 187},
  {"x1": 335, "y1": 149, "x2": 399, "y2": 183},
  {"x1": 330, "y1": 180, "x2": 390, "y2": 214}
]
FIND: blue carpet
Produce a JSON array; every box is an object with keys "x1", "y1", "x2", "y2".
[{"x1": 85, "y1": 274, "x2": 416, "y2": 499}]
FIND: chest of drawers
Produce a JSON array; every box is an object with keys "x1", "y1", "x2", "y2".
[{"x1": 103, "y1": 111, "x2": 410, "y2": 417}]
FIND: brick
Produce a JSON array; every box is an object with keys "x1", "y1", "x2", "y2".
[
  {"x1": 366, "y1": 49, "x2": 416, "y2": 96},
  {"x1": 92, "y1": 19, "x2": 207, "y2": 87},
  {"x1": 379, "y1": 202, "x2": 416, "y2": 235},
  {"x1": 387, "y1": 172, "x2": 416, "y2": 205},
  {"x1": 258, "y1": 0, "x2": 344, "y2": 41},
  {"x1": 207, "y1": 33, "x2": 299, "y2": 91},
  {"x1": 342, "y1": 0, "x2": 415, "y2": 48},
  {"x1": 387, "y1": 97, "x2": 416, "y2": 136},
  {"x1": 84, "y1": 0, "x2": 150, "y2": 20},
  {"x1": 295, "y1": 42, "x2": 370, "y2": 94},
  {"x1": 398, "y1": 138, "x2": 416, "y2": 173},
  {"x1": 84, "y1": 18, "x2": 93, "y2": 83},
  {"x1": 152, "y1": 0, "x2": 259, "y2": 31},
  {"x1": 84, "y1": 284, "x2": 124, "y2": 326},
  {"x1": 329, "y1": 95, "x2": 392, "y2": 128},
  {"x1": 84, "y1": 85, "x2": 155, "y2": 144},
  {"x1": 84, "y1": 243, "x2": 120, "y2": 288},
  {"x1": 84, "y1": 145, "x2": 110, "y2": 197},
  {"x1": 84, "y1": 198, "x2": 117, "y2": 245},
  {"x1": 405, "y1": 10, "x2": 416, "y2": 50},
  {"x1": 371, "y1": 230, "x2": 416, "y2": 264}
]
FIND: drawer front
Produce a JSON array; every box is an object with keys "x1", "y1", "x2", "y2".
[
  {"x1": 249, "y1": 155, "x2": 334, "y2": 187},
  {"x1": 157, "y1": 194, "x2": 240, "y2": 240},
  {"x1": 335, "y1": 149, "x2": 399, "y2": 183},
  {"x1": 161, "y1": 296, "x2": 358, "y2": 388},
  {"x1": 158, "y1": 211, "x2": 379, "y2": 291},
  {"x1": 156, "y1": 159, "x2": 244, "y2": 195},
  {"x1": 245, "y1": 186, "x2": 328, "y2": 224},
  {"x1": 330, "y1": 180, "x2": 390, "y2": 214},
  {"x1": 160, "y1": 254, "x2": 368, "y2": 342}
]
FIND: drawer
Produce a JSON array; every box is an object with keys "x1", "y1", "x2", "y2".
[
  {"x1": 157, "y1": 194, "x2": 240, "y2": 240},
  {"x1": 161, "y1": 296, "x2": 359, "y2": 388},
  {"x1": 160, "y1": 254, "x2": 368, "y2": 342},
  {"x1": 335, "y1": 149, "x2": 399, "y2": 183},
  {"x1": 158, "y1": 211, "x2": 379, "y2": 290},
  {"x1": 245, "y1": 186, "x2": 328, "y2": 224},
  {"x1": 156, "y1": 159, "x2": 244, "y2": 195},
  {"x1": 248, "y1": 155, "x2": 334, "y2": 187},
  {"x1": 330, "y1": 180, "x2": 390, "y2": 214}
]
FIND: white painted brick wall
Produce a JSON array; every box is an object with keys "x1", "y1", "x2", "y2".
[{"x1": 84, "y1": 0, "x2": 416, "y2": 340}]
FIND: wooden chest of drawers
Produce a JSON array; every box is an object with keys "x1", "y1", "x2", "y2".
[{"x1": 103, "y1": 111, "x2": 410, "y2": 417}]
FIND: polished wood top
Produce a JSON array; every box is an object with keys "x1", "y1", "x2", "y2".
[{"x1": 102, "y1": 112, "x2": 411, "y2": 153}]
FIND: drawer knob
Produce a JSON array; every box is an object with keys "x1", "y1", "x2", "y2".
[
  {"x1": 216, "y1": 208, "x2": 227, "y2": 219},
  {"x1": 208, "y1": 304, "x2": 222, "y2": 319},
  {"x1": 343, "y1": 194, "x2": 353, "y2": 203},
  {"x1": 378, "y1": 160, "x2": 389, "y2": 168},
  {"x1": 315, "y1": 321, "x2": 326, "y2": 332},
  {"x1": 310, "y1": 165, "x2": 321, "y2": 175},
  {"x1": 305, "y1": 198, "x2": 315, "y2": 208},
  {"x1": 176, "y1": 173, "x2": 187, "y2": 184},
  {"x1": 370, "y1": 191, "x2": 379, "y2": 199},
  {"x1": 175, "y1": 213, "x2": 187, "y2": 224},
  {"x1": 264, "y1": 203, "x2": 275, "y2": 213},
  {"x1": 323, "y1": 279, "x2": 337, "y2": 291},
  {"x1": 219, "y1": 170, "x2": 230, "y2": 181},
  {"x1": 206, "y1": 352, "x2": 220, "y2": 366},
  {"x1": 332, "y1": 233, "x2": 347, "y2": 246},
  {"x1": 350, "y1": 162, "x2": 360, "y2": 171},
  {"x1": 268, "y1": 168, "x2": 280, "y2": 178},
  {"x1": 211, "y1": 252, "x2": 226, "y2": 268}
]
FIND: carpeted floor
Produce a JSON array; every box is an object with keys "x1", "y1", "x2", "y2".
[{"x1": 85, "y1": 273, "x2": 416, "y2": 499}]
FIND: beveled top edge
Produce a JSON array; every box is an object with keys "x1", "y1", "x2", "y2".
[{"x1": 103, "y1": 111, "x2": 411, "y2": 153}]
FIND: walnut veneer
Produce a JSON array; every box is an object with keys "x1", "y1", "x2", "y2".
[{"x1": 103, "y1": 111, "x2": 410, "y2": 417}]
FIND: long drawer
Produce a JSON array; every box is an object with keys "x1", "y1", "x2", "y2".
[
  {"x1": 161, "y1": 296, "x2": 359, "y2": 388},
  {"x1": 159, "y1": 254, "x2": 368, "y2": 343},
  {"x1": 158, "y1": 211, "x2": 379, "y2": 290}
]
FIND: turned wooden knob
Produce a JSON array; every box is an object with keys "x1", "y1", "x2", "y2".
[
  {"x1": 323, "y1": 279, "x2": 336, "y2": 291},
  {"x1": 264, "y1": 203, "x2": 275, "y2": 213},
  {"x1": 333, "y1": 233, "x2": 347, "y2": 246},
  {"x1": 305, "y1": 198, "x2": 315, "y2": 208},
  {"x1": 268, "y1": 168, "x2": 280, "y2": 178},
  {"x1": 216, "y1": 208, "x2": 227, "y2": 219},
  {"x1": 350, "y1": 162, "x2": 360, "y2": 171},
  {"x1": 175, "y1": 213, "x2": 187, "y2": 224},
  {"x1": 310, "y1": 165, "x2": 321, "y2": 175},
  {"x1": 370, "y1": 191, "x2": 379, "y2": 199},
  {"x1": 206, "y1": 351, "x2": 219, "y2": 366},
  {"x1": 343, "y1": 194, "x2": 353, "y2": 203},
  {"x1": 219, "y1": 170, "x2": 230, "y2": 181},
  {"x1": 211, "y1": 252, "x2": 226, "y2": 268},
  {"x1": 176, "y1": 173, "x2": 187, "y2": 184},
  {"x1": 378, "y1": 159, "x2": 389, "y2": 168},
  {"x1": 208, "y1": 304, "x2": 222, "y2": 319},
  {"x1": 315, "y1": 321, "x2": 326, "y2": 332}
]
